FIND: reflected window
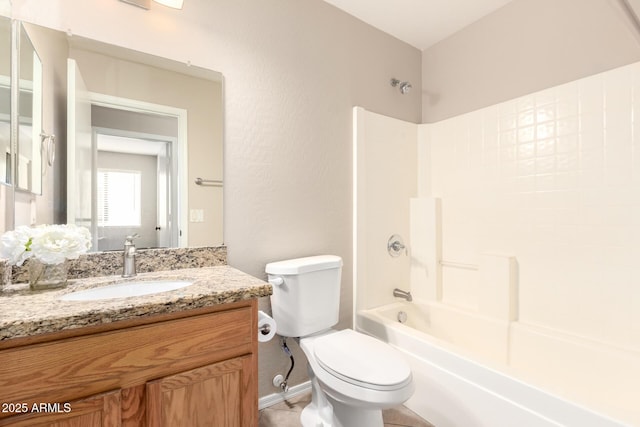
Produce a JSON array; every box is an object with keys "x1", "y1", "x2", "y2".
[{"x1": 97, "y1": 169, "x2": 141, "y2": 227}]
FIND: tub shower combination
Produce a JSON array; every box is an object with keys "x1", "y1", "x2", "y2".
[
  {"x1": 353, "y1": 64, "x2": 640, "y2": 425},
  {"x1": 357, "y1": 233, "x2": 598, "y2": 427},
  {"x1": 356, "y1": 207, "x2": 630, "y2": 427}
]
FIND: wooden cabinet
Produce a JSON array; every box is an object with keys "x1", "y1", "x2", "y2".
[
  {"x1": 0, "y1": 390, "x2": 121, "y2": 427},
  {"x1": 0, "y1": 300, "x2": 258, "y2": 427},
  {"x1": 147, "y1": 355, "x2": 254, "y2": 426}
]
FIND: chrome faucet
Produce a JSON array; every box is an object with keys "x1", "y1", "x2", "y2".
[
  {"x1": 393, "y1": 288, "x2": 413, "y2": 302},
  {"x1": 122, "y1": 234, "x2": 139, "y2": 278}
]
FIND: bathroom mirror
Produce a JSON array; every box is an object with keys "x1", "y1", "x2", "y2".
[
  {"x1": 16, "y1": 23, "x2": 42, "y2": 194},
  {"x1": 0, "y1": 16, "x2": 11, "y2": 186},
  {"x1": 22, "y1": 22, "x2": 224, "y2": 251}
]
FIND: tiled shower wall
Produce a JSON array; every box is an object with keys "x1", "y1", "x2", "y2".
[{"x1": 422, "y1": 61, "x2": 640, "y2": 352}]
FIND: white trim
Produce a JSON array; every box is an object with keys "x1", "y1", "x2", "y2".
[
  {"x1": 88, "y1": 93, "x2": 188, "y2": 247},
  {"x1": 258, "y1": 381, "x2": 311, "y2": 410}
]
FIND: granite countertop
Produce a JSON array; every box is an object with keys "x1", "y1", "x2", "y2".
[{"x1": 0, "y1": 266, "x2": 272, "y2": 341}]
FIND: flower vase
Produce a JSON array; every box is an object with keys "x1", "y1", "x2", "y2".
[{"x1": 29, "y1": 260, "x2": 68, "y2": 290}]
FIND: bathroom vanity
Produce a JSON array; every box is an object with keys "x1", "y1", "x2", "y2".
[{"x1": 0, "y1": 264, "x2": 271, "y2": 427}]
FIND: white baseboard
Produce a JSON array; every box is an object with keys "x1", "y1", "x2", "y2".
[{"x1": 258, "y1": 381, "x2": 312, "y2": 410}]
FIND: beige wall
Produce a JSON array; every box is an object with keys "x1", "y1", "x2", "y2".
[
  {"x1": 11, "y1": 0, "x2": 422, "y2": 397},
  {"x1": 422, "y1": 0, "x2": 640, "y2": 122}
]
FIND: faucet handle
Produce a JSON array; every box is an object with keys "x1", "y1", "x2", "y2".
[
  {"x1": 387, "y1": 234, "x2": 408, "y2": 257},
  {"x1": 125, "y1": 233, "x2": 140, "y2": 244}
]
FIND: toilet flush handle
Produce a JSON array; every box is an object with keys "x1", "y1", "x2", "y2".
[{"x1": 268, "y1": 277, "x2": 284, "y2": 286}]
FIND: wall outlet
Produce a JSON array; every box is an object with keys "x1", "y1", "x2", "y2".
[{"x1": 189, "y1": 209, "x2": 204, "y2": 223}]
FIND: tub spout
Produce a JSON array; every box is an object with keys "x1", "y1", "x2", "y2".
[{"x1": 393, "y1": 288, "x2": 412, "y2": 302}]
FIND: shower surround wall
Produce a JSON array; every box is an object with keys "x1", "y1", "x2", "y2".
[
  {"x1": 355, "y1": 60, "x2": 640, "y2": 425},
  {"x1": 423, "y1": 60, "x2": 640, "y2": 424},
  {"x1": 353, "y1": 108, "x2": 416, "y2": 311},
  {"x1": 425, "y1": 62, "x2": 640, "y2": 350}
]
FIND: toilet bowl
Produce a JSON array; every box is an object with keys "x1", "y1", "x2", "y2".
[
  {"x1": 266, "y1": 255, "x2": 414, "y2": 427},
  {"x1": 299, "y1": 329, "x2": 413, "y2": 427}
]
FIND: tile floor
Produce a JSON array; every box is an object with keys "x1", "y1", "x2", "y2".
[{"x1": 259, "y1": 392, "x2": 434, "y2": 427}]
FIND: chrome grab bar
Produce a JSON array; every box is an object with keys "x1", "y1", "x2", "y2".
[{"x1": 195, "y1": 177, "x2": 223, "y2": 187}]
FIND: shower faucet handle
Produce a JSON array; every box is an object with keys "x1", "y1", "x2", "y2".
[
  {"x1": 387, "y1": 234, "x2": 408, "y2": 257},
  {"x1": 390, "y1": 240, "x2": 405, "y2": 252}
]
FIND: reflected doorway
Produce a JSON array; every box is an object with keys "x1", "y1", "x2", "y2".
[
  {"x1": 67, "y1": 58, "x2": 192, "y2": 251},
  {"x1": 94, "y1": 130, "x2": 176, "y2": 251}
]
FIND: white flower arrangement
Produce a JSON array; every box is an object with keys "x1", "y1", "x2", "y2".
[{"x1": 0, "y1": 224, "x2": 92, "y2": 266}]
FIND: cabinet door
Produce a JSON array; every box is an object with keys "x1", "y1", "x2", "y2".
[
  {"x1": 0, "y1": 390, "x2": 121, "y2": 427},
  {"x1": 146, "y1": 355, "x2": 256, "y2": 427}
]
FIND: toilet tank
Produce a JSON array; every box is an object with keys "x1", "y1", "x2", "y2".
[{"x1": 266, "y1": 255, "x2": 343, "y2": 338}]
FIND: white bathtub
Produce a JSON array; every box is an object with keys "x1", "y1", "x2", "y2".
[{"x1": 357, "y1": 302, "x2": 630, "y2": 427}]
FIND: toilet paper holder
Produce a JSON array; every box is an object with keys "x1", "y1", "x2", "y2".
[
  {"x1": 257, "y1": 310, "x2": 277, "y2": 342},
  {"x1": 259, "y1": 323, "x2": 272, "y2": 335}
]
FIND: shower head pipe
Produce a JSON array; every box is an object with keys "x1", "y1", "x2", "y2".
[{"x1": 390, "y1": 78, "x2": 412, "y2": 94}]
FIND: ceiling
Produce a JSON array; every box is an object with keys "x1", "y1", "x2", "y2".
[{"x1": 322, "y1": 0, "x2": 515, "y2": 51}]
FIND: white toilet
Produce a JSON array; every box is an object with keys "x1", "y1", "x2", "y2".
[{"x1": 266, "y1": 255, "x2": 414, "y2": 427}]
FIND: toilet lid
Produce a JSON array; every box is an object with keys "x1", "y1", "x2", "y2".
[{"x1": 313, "y1": 330, "x2": 411, "y2": 391}]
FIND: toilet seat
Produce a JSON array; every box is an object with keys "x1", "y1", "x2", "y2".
[{"x1": 313, "y1": 329, "x2": 412, "y2": 391}]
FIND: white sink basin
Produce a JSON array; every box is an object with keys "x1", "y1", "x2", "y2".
[{"x1": 59, "y1": 280, "x2": 194, "y2": 301}]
